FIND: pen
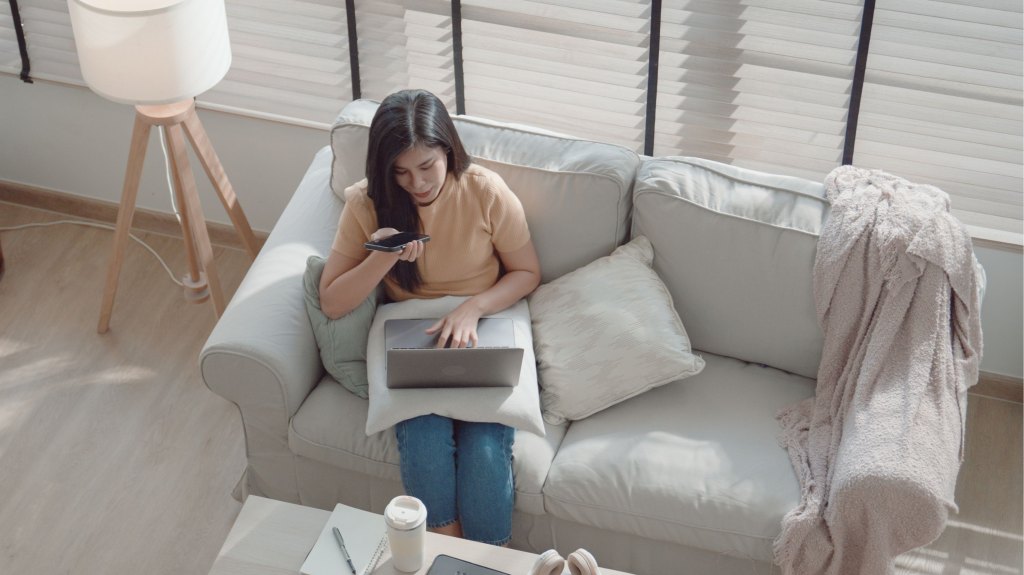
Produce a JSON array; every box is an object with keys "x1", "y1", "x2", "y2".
[{"x1": 333, "y1": 526, "x2": 358, "y2": 575}]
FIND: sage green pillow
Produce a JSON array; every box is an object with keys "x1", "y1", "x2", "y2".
[{"x1": 303, "y1": 255, "x2": 377, "y2": 399}]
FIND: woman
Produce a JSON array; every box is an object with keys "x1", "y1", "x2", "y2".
[{"x1": 319, "y1": 89, "x2": 541, "y2": 546}]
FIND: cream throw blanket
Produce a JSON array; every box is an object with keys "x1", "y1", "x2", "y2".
[{"x1": 774, "y1": 165, "x2": 984, "y2": 574}]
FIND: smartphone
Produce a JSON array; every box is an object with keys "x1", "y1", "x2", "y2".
[
  {"x1": 425, "y1": 554, "x2": 510, "y2": 575},
  {"x1": 363, "y1": 232, "x2": 430, "y2": 252}
]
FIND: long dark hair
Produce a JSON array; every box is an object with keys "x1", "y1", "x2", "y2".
[{"x1": 366, "y1": 89, "x2": 471, "y2": 293}]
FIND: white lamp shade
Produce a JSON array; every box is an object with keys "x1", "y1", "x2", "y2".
[{"x1": 67, "y1": 0, "x2": 232, "y2": 105}]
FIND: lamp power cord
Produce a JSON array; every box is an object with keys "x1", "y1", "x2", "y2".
[
  {"x1": 1, "y1": 125, "x2": 193, "y2": 288},
  {"x1": 0, "y1": 219, "x2": 184, "y2": 287}
]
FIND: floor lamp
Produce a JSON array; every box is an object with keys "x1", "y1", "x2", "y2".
[{"x1": 67, "y1": 0, "x2": 260, "y2": 334}]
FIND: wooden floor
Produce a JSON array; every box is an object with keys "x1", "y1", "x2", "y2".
[
  {"x1": 0, "y1": 203, "x2": 249, "y2": 574},
  {"x1": 897, "y1": 393, "x2": 1023, "y2": 575},
  {"x1": 0, "y1": 202, "x2": 1021, "y2": 574}
]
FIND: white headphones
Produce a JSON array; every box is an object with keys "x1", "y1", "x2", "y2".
[{"x1": 528, "y1": 549, "x2": 601, "y2": 575}]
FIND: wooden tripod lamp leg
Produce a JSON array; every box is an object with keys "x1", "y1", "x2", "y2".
[
  {"x1": 97, "y1": 100, "x2": 248, "y2": 331},
  {"x1": 98, "y1": 113, "x2": 151, "y2": 334},
  {"x1": 182, "y1": 109, "x2": 262, "y2": 260},
  {"x1": 165, "y1": 124, "x2": 227, "y2": 316}
]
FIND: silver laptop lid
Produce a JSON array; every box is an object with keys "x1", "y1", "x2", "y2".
[{"x1": 386, "y1": 348, "x2": 525, "y2": 388}]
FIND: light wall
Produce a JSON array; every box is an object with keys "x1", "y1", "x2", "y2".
[
  {"x1": 0, "y1": 76, "x2": 326, "y2": 231},
  {"x1": 2, "y1": 75, "x2": 1021, "y2": 378},
  {"x1": 974, "y1": 246, "x2": 1023, "y2": 378}
]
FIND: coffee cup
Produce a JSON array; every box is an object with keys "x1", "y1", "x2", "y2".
[{"x1": 384, "y1": 495, "x2": 427, "y2": 572}]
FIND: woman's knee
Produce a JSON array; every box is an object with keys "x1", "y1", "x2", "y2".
[
  {"x1": 396, "y1": 414, "x2": 456, "y2": 463},
  {"x1": 395, "y1": 415, "x2": 459, "y2": 529},
  {"x1": 455, "y1": 422, "x2": 514, "y2": 467},
  {"x1": 455, "y1": 423, "x2": 514, "y2": 545}
]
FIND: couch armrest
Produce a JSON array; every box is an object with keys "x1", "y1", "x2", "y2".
[
  {"x1": 199, "y1": 146, "x2": 340, "y2": 499},
  {"x1": 199, "y1": 243, "x2": 322, "y2": 421}
]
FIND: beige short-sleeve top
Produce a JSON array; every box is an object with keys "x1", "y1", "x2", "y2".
[{"x1": 331, "y1": 163, "x2": 531, "y2": 302}]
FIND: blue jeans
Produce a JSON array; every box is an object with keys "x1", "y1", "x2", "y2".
[{"x1": 394, "y1": 414, "x2": 515, "y2": 545}]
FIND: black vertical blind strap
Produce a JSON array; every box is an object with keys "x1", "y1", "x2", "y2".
[
  {"x1": 345, "y1": 0, "x2": 360, "y2": 100},
  {"x1": 843, "y1": 0, "x2": 875, "y2": 166},
  {"x1": 451, "y1": 0, "x2": 465, "y2": 115},
  {"x1": 9, "y1": 0, "x2": 32, "y2": 83},
  {"x1": 643, "y1": 0, "x2": 662, "y2": 156}
]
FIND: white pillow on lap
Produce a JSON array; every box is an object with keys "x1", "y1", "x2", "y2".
[{"x1": 365, "y1": 296, "x2": 544, "y2": 436}]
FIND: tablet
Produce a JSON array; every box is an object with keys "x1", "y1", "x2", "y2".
[{"x1": 425, "y1": 554, "x2": 510, "y2": 575}]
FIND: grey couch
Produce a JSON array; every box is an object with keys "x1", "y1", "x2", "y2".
[{"x1": 201, "y1": 100, "x2": 842, "y2": 574}]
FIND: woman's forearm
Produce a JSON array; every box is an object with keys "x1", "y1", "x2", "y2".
[
  {"x1": 320, "y1": 251, "x2": 398, "y2": 319},
  {"x1": 465, "y1": 269, "x2": 541, "y2": 316}
]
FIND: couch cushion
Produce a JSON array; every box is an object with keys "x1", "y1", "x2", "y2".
[
  {"x1": 541, "y1": 353, "x2": 814, "y2": 562},
  {"x1": 303, "y1": 255, "x2": 377, "y2": 399},
  {"x1": 289, "y1": 377, "x2": 568, "y2": 516},
  {"x1": 529, "y1": 235, "x2": 704, "y2": 425},
  {"x1": 330, "y1": 100, "x2": 640, "y2": 282},
  {"x1": 632, "y1": 157, "x2": 828, "y2": 379}
]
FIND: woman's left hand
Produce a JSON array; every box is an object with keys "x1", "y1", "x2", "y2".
[{"x1": 426, "y1": 301, "x2": 484, "y2": 348}]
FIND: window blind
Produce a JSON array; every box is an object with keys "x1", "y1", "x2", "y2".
[
  {"x1": 655, "y1": 0, "x2": 863, "y2": 182},
  {"x1": 354, "y1": 0, "x2": 457, "y2": 111},
  {"x1": 1, "y1": 2, "x2": 20, "y2": 76},
  {"x1": 11, "y1": 0, "x2": 81, "y2": 85},
  {"x1": 853, "y1": 0, "x2": 1023, "y2": 244},
  {"x1": 3, "y1": 0, "x2": 1021, "y2": 243},
  {"x1": 460, "y1": 0, "x2": 651, "y2": 152},
  {"x1": 199, "y1": 0, "x2": 352, "y2": 127}
]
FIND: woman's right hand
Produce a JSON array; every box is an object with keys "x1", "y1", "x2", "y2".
[
  {"x1": 369, "y1": 227, "x2": 400, "y2": 242},
  {"x1": 371, "y1": 227, "x2": 426, "y2": 263}
]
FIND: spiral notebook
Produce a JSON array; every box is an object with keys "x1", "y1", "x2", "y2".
[{"x1": 300, "y1": 503, "x2": 389, "y2": 575}]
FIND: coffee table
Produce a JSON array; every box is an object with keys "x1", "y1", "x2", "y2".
[{"x1": 207, "y1": 496, "x2": 633, "y2": 575}]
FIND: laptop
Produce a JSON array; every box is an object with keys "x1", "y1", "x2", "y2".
[{"x1": 384, "y1": 318, "x2": 524, "y2": 389}]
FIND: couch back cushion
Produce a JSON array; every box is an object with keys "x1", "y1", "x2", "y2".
[
  {"x1": 632, "y1": 157, "x2": 828, "y2": 379},
  {"x1": 331, "y1": 100, "x2": 640, "y2": 283}
]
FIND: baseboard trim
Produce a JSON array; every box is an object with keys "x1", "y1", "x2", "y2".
[
  {"x1": 0, "y1": 179, "x2": 268, "y2": 251},
  {"x1": 972, "y1": 371, "x2": 1023, "y2": 404}
]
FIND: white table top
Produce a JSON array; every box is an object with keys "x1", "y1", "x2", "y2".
[{"x1": 208, "y1": 496, "x2": 633, "y2": 575}]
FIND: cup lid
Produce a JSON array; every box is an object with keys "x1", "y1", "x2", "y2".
[{"x1": 385, "y1": 496, "x2": 427, "y2": 530}]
